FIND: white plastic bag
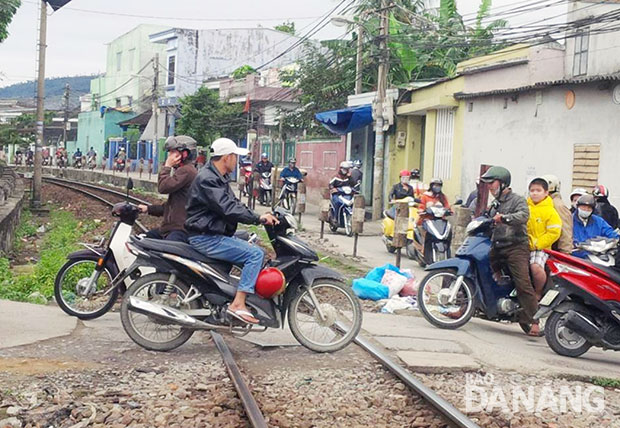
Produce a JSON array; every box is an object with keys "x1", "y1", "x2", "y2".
[
  {"x1": 380, "y1": 269, "x2": 408, "y2": 298},
  {"x1": 381, "y1": 296, "x2": 418, "y2": 314}
]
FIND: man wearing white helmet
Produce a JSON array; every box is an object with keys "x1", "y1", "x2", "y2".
[
  {"x1": 541, "y1": 174, "x2": 572, "y2": 254},
  {"x1": 186, "y1": 138, "x2": 279, "y2": 324}
]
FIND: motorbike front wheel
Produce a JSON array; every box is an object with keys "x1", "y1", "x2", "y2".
[
  {"x1": 288, "y1": 279, "x2": 362, "y2": 353},
  {"x1": 289, "y1": 194, "x2": 298, "y2": 215},
  {"x1": 54, "y1": 257, "x2": 117, "y2": 320},
  {"x1": 121, "y1": 273, "x2": 200, "y2": 352},
  {"x1": 544, "y1": 305, "x2": 592, "y2": 358},
  {"x1": 418, "y1": 269, "x2": 475, "y2": 329}
]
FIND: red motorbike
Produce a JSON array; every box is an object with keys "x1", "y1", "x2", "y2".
[
  {"x1": 536, "y1": 249, "x2": 620, "y2": 357},
  {"x1": 240, "y1": 161, "x2": 253, "y2": 196}
]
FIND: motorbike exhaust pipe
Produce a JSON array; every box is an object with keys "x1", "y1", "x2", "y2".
[
  {"x1": 127, "y1": 296, "x2": 227, "y2": 331},
  {"x1": 563, "y1": 310, "x2": 603, "y2": 343}
]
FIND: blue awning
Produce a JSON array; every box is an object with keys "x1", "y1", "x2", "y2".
[{"x1": 315, "y1": 104, "x2": 373, "y2": 135}]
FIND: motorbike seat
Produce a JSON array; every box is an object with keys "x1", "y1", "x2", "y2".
[
  {"x1": 590, "y1": 263, "x2": 620, "y2": 285},
  {"x1": 384, "y1": 206, "x2": 396, "y2": 220},
  {"x1": 135, "y1": 238, "x2": 232, "y2": 270}
]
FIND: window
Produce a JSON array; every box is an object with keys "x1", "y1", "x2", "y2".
[
  {"x1": 433, "y1": 108, "x2": 455, "y2": 179},
  {"x1": 167, "y1": 55, "x2": 176, "y2": 86},
  {"x1": 128, "y1": 49, "x2": 135, "y2": 70},
  {"x1": 115, "y1": 98, "x2": 121, "y2": 108},
  {"x1": 127, "y1": 96, "x2": 133, "y2": 106},
  {"x1": 323, "y1": 151, "x2": 337, "y2": 170},
  {"x1": 573, "y1": 30, "x2": 589, "y2": 76},
  {"x1": 299, "y1": 151, "x2": 313, "y2": 169},
  {"x1": 116, "y1": 51, "x2": 122, "y2": 72},
  {"x1": 572, "y1": 144, "x2": 599, "y2": 189}
]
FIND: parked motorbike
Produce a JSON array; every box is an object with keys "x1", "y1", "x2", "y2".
[
  {"x1": 53, "y1": 179, "x2": 154, "y2": 319},
  {"x1": 329, "y1": 185, "x2": 358, "y2": 237},
  {"x1": 258, "y1": 171, "x2": 272, "y2": 206},
  {"x1": 278, "y1": 177, "x2": 300, "y2": 215},
  {"x1": 120, "y1": 207, "x2": 362, "y2": 353},
  {"x1": 535, "y1": 246, "x2": 620, "y2": 357},
  {"x1": 382, "y1": 197, "x2": 420, "y2": 254},
  {"x1": 410, "y1": 203, "x2": 454, "y2": 266},
  {"x1": 417, "y1": 216, "x2": 550, "y2": 333}
]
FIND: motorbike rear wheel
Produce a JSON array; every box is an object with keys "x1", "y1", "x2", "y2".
[
  {"x1": 418, "y1": 269, "x2": 475, "y2": 329},
  {"x1": 121, "y1": 273, "x2": 200, "y2": 352},
  {"x1": 544, "y1": 304, "x2": 592, "y2": 358},
  {"x1": 288, "y1": 279, "x2": 362, "y2": 353}
]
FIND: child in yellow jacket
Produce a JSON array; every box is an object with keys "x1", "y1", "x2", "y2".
[{"x1": 527, "y1": 177, "x2": 562, "y2": 298}]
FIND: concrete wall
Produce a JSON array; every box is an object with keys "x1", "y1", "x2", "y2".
[
  {"x1": 461, "y1": 83, "x2": 620, "y2": 207},
  {"x1": 76, "y1": 110, "x2": 135, "y2": 158},
  {"x1": 0, "y1": 165, "x2": 25, "y2": 255},
  {"x1": 295, "y1": 138, "x2": 346, "y2": 205}
]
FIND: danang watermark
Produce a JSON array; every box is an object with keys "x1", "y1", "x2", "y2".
[{"x1": 465, "y1": 373, "x2": 605, "y2": 415}]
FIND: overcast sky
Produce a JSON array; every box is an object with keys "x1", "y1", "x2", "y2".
[{"x1": 0, "y1": 0, "x2": 568, "y2": 88}]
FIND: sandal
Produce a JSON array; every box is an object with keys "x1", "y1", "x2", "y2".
[{"x1": 226, "y1": 308, "x2": 259, "y2": 325}]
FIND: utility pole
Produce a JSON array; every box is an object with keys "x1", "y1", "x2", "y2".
[
  {"x1": 62, "y1": 83, "x2": 69, "y2": 148},
  {"x1": 152, "y1": 54, "x2": 159, "y2": 164},
  {"x1": 371, "y1": 0, "x2": 390, "y2": 220},
  {"x1": 355, "y1": 22, "x2": 364, "y2": 95},
  {"x1": 32, "y1": 0, "x2": 48, "y2": 208}
]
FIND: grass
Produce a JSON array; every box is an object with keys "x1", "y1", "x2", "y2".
[
  {"x1": 14, "y1": 208, "x2": 37, "y2": 252},
  {"x1": 591, "y1": 377, "x2": 620, "y2": 388},
  {"x1": 0, "y1": 208, "x2": 96, "y2": 303}
]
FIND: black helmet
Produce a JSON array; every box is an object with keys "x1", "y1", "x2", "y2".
[
  {"x1": 576, "y1": 194, "x2": 596, "y2": 208},
  {"x1": 480, "y1": 166, "x2": 511, "y2": 187},
  {"x1": 411, "y1": 168, "x2": 421, "y2": 179},
  {"x1": 164, "y1": 135, "x2": 197, "y2": 161}
]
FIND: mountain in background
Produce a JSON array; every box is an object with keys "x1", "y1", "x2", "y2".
[{"x1": 0, "y1": 75, "x2": 97, "y2": 110}]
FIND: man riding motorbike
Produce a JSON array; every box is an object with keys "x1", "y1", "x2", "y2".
[
  {"x1": 480, "y1": 166, "x2": 539, "y2": 336},
  {"x1": 73, "y1": 148, "x2": 82, "y2": 167},
  {"x1": 255, "y1": 153, "x2": 273, "y2": 175},
  {"x1": 350, "y1": 160, "x2": 363, "y2": 187},
  {"x1": 572, "y1": 193, "x2": 619, "y2": 258},
  {"x1": 138, "y1": 136, "x2": 198, "y2": 242},
  {"x1": 592, "y1": 184, "x2": 619, "y2": 230},
  {"x1": 279, "y1": 158, "x2": 303, "y2": 182},
  {"x1": 186, "y1": 138, "x2": 278, "y2": 325}
]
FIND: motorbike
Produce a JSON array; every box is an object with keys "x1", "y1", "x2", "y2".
[
  {"x1": 42, "y1": 156, "x2": 50, "y2": 166},
  {"x1": 258, "y1": 171, "x2": 272, "y2": 206},
  {"x1": 535, "y1": 244, "x2": 620, "y2": 358},
  {"x1": 573, "y1": 237, "x2": 618, "y2": 267},
  {"x1": 382, "y1": 197, "x2": 420, "y2": 255},
  {"x1": 120, "y1": 207, "x2": 362, "y2": 353},
  {"x1": 15, "y1": 154, "x2": 23, "y2": 165},
  {"x1": 410, "y1": 203, "x2": 454, "y2": 266},
  {"x1": 328, "y1": 185, "x2": 358, "y2": 237},
  {"x1": 56, "y1": 155, "x2": 66, "y2": 168},
  {"x1": 87, "y1": 156, "x2": 97, "y2": 170},
  {"x1": 53, "y1": 179, "x2": 154, "y2": 319},
  {"x1": 240, "y1": 162, "x2": 253, "y2": 197},
  {"x1": 74, "y1": 157, "x2": 83, "y2": 169},
  {"x1": 116, "y1": 158, "x2": 126, "y2": 172},
  {"x1": 26, "y1": 155, "x2": 34, "y2": 167},
  {"x1": 278, "y1": 177, "x2": 300, "y2": 215},
  {"x1": 417, "y1": 216, "x2": 550, "y2": 334}
]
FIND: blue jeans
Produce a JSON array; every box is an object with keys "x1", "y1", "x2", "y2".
[{"x1": 188, "y1": 234, "x2": 264, "y2": 294}]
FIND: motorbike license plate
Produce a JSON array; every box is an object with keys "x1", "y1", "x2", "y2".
[{"x1": 539, "y1": 289, "x2": 559, "y2": 306}]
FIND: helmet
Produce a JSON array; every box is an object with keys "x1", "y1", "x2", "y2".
[
  {"x1": 399, "y1": 169, "x2": 411, "y2": 177},
  {"x1": 119, "y1": 147, "x2": 125, "y2": 151},
  {"x1": 339, "y1": 161, "x2": 350, "y2": 169},
  {"x1": 261, "y1": 152, "x2": 268, "y2": 159},
  {"x1": 541, "y1": 174, "x2": 560, "y2": 193},
  {"x1": 288, "y1": 158, "x2": 296, "y2": 164},
  {"x1": 528, "y1": 176, "x2": 549, "y2": 191},
  {"x1": 255, "y1": 268, "x2": 286, "y2": 299},
  {"x1": 353, "y1": 160, "x2": 362, "y2": 168},
  {"x1": 480, "y1": 166, "x2": 511, "y2": 187},
  {"x1": 570, "y1": 188, "x2": 587, "y2": 200},
  {"x1": 576, "y1": 194, "x2": 596, "y2": 208},
  {"x1": 411, "y1": 168, "x2": 421, "y2": 179},
  {"x1": 430, "y1": 178, "x2": 443, "y2": 186},
  {"x1": 593, "y1": 184, "x2": 609, "y2": 199},
  {"x1": 164, "y1": 135, "x2": 197, "y2": 153}
]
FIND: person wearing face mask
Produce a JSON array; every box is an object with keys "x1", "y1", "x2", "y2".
[
  {"x1": 526, "y1": 177, "x2": 562, "y2": 300},
  {"x1": 480, "y1": 166, "x2": 539, "y2": 336},
  {"x1": 569, "y1": 188, "x2": 587, "y2": 213},
  {"x1": 417, "y1": 178, "x2": 450, "y2": 225},
  {"x1": 572, "y1": 194, "x2": 619, "y2": 258},
  {"x1": 389, "y1": 170, "x2": 415, "y2": 201}
]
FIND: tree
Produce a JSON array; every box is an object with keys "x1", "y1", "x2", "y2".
[
  {"x1": 176, "y1": 87, "x2": 246, "y2": 149},
  {"x1": 230, "y1": 65, "x2": 256, "y2": 79},
  {"x1": 274, "y1": 21, "x2": 295, "y2": 35},
  {"x1": 0, "y1": 0, "x2": 21, "y2": 43}
]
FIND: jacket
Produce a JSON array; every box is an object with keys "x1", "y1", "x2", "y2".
[
  {"x1": 280, "y1": 167, "x2": 303, "y2": 180},
  {"x1": 573, "y1": 212, "x2": 619, "y2": 251},
  {"x1": 389, "y1": 183, "x2": 414, "y2": 201},
  {"x1": 330, "y1": 174, "x2": 354, "y2": 190},
  {"x1": 595, "y1": 199, "x2": 619, "y2": 230},
  {"x1": 488, "y1": 189, "x2": 529, "y2": 248},
  {"x1": 147, "y1": 163, "x2": 197, "y2": 235},
  {"x1": 550, "y1": 192, "x2": 573, "y2": 254},
  {"x1": 350, "y1": 168, "x2": 363, "y2": 186},
  {"x1": 419, "y1": 191, "x2": 450, "y2": 211},
  {"x1": 185, "y1": 162, "x2": 260, "y2": 236},
  {"x1": 526, "y1": 196, "x2": 562, "y2": 251},
  {"x1": 255, "y1": 160, "x2": 274, "y2": 174}
]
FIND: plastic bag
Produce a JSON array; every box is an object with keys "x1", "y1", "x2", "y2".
[
  {"x1": 352, "y1": 278, "x2": 389, "y2": 301},
  {"x1": 399, "y1": 277, "x2": 417, "y2": 297},
  {"x1": 380, "y1": 269, "x2": 408, "y2": 298},
  {"x1": 366, "y1": 263, "x2": 411, "y2": 283},
  {"x1": 381, "y1": 296, "x2": 418, "y2": 314}
]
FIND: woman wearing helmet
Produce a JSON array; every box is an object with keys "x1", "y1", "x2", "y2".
[
  {"x1": 409, "y1": 168, "x2": 425, "y2": 198},
  {"x1": 389, "y1": 170, "x2": 414, "y2": 201},
  {"x1": 572, "y1": 194, "x2": 619, "y2": 258},
  {"x1": 569, "y1": 188, "x2": 587, "y2": 213},
  {"x1": 137, "y1": 135, "x2": 198, "y2": 242},
  {"x1": 418, "y1": 178, "x2": 450, "y2": 224},
  {"x1": 480, "y1": 166, "x2": 539, "y2": 336},
  {"x1": 592, "y1": 184, "x2": 619, "y2": 230}
]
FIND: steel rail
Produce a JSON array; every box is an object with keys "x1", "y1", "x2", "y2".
[
  {"x1": 210, "y1": 331, "x2": 268, "y2": 428},
  {"x1": 338, "y1": 321, "x2": 480, "y2": 428},
  {"x1": 43, "y1": 176, "x2": 151, "y2": 206},
  {"x1": 40, "y1": 177, "x2": 148, "y2": 233}
]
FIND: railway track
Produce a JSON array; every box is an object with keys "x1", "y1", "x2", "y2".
[{"x1": 24, "y1": 173, "x2": 480, "y2": 427}]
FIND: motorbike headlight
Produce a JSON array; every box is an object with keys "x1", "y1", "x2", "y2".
[
  {"x1": 466, "y1": 220, "x2": 483, "y2": 235},
  {"x1": 284, "y1": 213, "x2": 298, "y2": 230}
]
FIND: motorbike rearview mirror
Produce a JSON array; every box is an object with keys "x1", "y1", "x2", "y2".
[{"x1": 454, "y1": 198, "x2": 463, "y2": 206}]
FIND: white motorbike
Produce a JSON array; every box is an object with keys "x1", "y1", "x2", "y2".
[
  {"x1": 576, "y1": 237, "x2": 619, "y2": 267},
  {"x1": 278, "y1": 177, "x2": 300, "y2": 215},
  {"x1": 259, "y1": 171, "x2": 273, "y2": 206}
]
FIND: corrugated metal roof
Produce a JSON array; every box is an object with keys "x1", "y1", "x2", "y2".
[{"x1": 454, "y1": 72, "x2": 620, "y2": 99}]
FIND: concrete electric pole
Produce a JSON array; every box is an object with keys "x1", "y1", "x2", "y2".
[
  {"x1": 371, "y1": 0, "x2": 390, "y2": 220},
  {"x1": 32, "y1": 0, "x2": 48, "y2": 208},
  {"x1": 62, "y1": 83, "x2": 70, "y2": 148},
  {"x1": 152, "y1": 54, "x2": 159, "y2": 161},
  {"x1": 355, "y1": 22, "x2": 364, "y2": 95}
]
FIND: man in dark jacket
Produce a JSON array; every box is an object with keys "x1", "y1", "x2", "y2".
[
  {"x1": 186, "y1": 138, "x2": 278, "y2": 324},
  {"x1": 481, "y1": 166, "x2": 539, "y2": 336},
  {"x1": 255, "y1": 153, "x2": 274, "y2": 174},
  {"x1": 139, "y1": 136, "x2": 198, "y2": 242},
  {"x1": 593, "y1": 184, "x2": 619, "y2": 230}
]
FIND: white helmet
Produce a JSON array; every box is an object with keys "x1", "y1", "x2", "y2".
[
  {"x1": 339, "y1": 161, "x2": 350, "y2": 169},
  {"x1": 541, "y1": 174, "x2": 560, "y2": 193}
]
